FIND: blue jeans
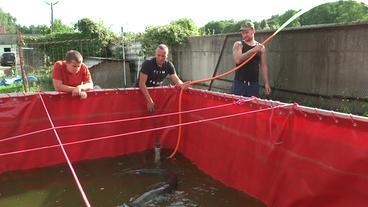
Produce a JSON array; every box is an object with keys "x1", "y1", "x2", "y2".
[{"x1": 232, "y1": 80, "x2": 260, "y2": 97}]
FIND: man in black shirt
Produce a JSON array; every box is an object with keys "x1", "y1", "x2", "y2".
[
  {"x1": 139, "y1": 44, "x2": 186, "y2": 112},
  {"x1": 232, "y1": 21, "x2": 271, "y2": 97}
]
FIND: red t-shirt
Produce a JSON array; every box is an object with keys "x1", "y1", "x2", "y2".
[{"x1": 52, "y1": 61, "x2": 92, "y2": 87}]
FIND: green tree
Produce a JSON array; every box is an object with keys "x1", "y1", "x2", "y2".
[
  {"x1": 18, "y1": 20, "x2": 73, "y2": 35},
  {"x1": 74, "y1": 18, "x2": 100, "y2": 37},
  {"x1": 260, "y1": 20, "x2": 270, "y2": 30},
  {"x1": 201, "y1": 20, "x2": 235, "y2": 35},
  {"x1": 253, "y1": 21, "x2": 261, "y2": 30},
  {"x1": 223, "y1": 20, "x2": 245, "y2": 33},
  {"x1": 18, "y1": 24, "x2": 50, "y2": 35},
  {"x1": 201, "y1": 19, "x2": 255, "y2": 34},
  {"x1": 52, "y1": 19, "x2": 74, "y2": 33},
  {"x1": 265, "y1": 15, "x2": 280, "y2": 30},
  {"x1": 199, "y1": 1, "x2": 367, "y2": 34},
  {"x1": 74, "y1": 18, "x2": 117, "y2": 56},
  {"x1": 278, "y1": 10, "x2": 301, "y2": 27},
  {"x1": 260, "y1": 10, "x2": 301, "y2": 30},
  {"x1": 141, "y1": 18, "x2": 199, "y2": 56},
  {"x1": 174, "y1": 18, "x2": 199, "y2": 32},
  {"x1": 25, "y1": 18, "x2": 118, "y2": 62},
  {"x1": 300, "y1": 0, "x2": 368, "y2": 25},
  {"x1": 0, "y1": 8, "x2": 17, "y2": 33},
  {"x1": 336, "y1": 1, "x2": 368, "y2": 22}
]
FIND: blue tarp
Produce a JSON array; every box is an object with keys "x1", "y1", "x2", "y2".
[{"x1": 0, "y1": 76, "x2": 38, "y2": 86}]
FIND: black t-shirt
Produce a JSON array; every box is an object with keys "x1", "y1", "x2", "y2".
[
  {"x1": 234, "y1": 41, "x2": 261, "y2": 82},
  {"x1": 140, "y1": 58, "x2": 176, "y2": 87}
]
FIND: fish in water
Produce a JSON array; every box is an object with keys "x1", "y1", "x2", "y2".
[{"x1": 117, "y1": 169, "x2": 178, "y2": 207}]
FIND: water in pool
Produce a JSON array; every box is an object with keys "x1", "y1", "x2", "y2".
[{"x1": 0, "y1": 150, "x2": 266, "y2": 207}]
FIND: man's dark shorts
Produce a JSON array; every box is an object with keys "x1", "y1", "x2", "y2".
[{"x1": 232, "y1": 80, "x2": 260, "y2": 97}]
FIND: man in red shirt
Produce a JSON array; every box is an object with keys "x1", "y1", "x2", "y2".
[{"x1": 52, "y1": 50, "x2": 93, "y2": 99}]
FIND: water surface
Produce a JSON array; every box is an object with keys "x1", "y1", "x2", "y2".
[{"x1": 0, "y1": 150, "x2": 266, "y2": 207}]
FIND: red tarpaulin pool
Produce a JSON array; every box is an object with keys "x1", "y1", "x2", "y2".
[{"x1": 0, "y1": 87, "x2": 367, "y2": 207}]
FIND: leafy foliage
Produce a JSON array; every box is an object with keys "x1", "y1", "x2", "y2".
[
  {"x1": 18, "y1": 24, "x2": 50, "y2": 35},
  {"x1": 201, "y1": 19, "x2": 253, "y2": 35},
  {"x1": 24, "y1": 18, "x2": 118, "y2": 63},
  {"x1": 200, "y1": 0, "x2": 368, "y2": 34},
  {"x1": 0, "y1": 8, "x2": 17, "y2": 33},
  {"x1": 75, "y1": 18, "x2": 116, "y2": 41},
  {"x1": 0, "y1": 84, "x2": 23, "y2": 93},
  {"x1": 201, "y1": 20, "x2": 235, "y2": 34},
  {"x1": 141, "y1": 18, "x2": 200, "y2": 56},
  {"x1": 52, "y1": 19, "x2": 75, "y2": 34},
  {"x1": 17, "y1": 19, "x2": 74, "y2": 35},
  {"x1": 300, "y1": 0, "x2": 368, "y2": 25},
  {"x1": 75, "y1": 18, "x2": 100, "y2": 37}
]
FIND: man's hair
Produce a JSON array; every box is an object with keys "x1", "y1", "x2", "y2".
[
  {"x1": 65, "y1": 50, "x2": 83, "y2": 63},
  {"x1": 156, "y1": 44, "x2": 169, "y2": 54}
]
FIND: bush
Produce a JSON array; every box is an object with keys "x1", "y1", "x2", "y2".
[{"x1": 0, "y1": 84, "x2": 24, "y2": 93}]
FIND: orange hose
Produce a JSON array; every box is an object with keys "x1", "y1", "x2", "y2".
[
  {"x1": 167, "y1": 88, "x2": 185, "y2": 158},
  {"x1": 168, "y1": 5, "x2": 317, "y2": 158},
  {"x1": 167, "y1": 34, "x2": 275, "y2": 158}
]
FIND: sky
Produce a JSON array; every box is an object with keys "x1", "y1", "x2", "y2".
[{"x1": 1, "y1": 0, "x2": 368, "y2": 34}]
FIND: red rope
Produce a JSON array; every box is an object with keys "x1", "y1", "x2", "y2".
[
  {"x1": 1, "y1": 100, "x2": 240, "y2": 144},
  {"x1": 38, "y1": 93, "x2": 92, "y2": 207},
  {"x1": 0, "y1": 103, "x2": 292, "y2": 158},
  {"x1": 0, "y1": 128, "x2": 51, "y2": 143}
]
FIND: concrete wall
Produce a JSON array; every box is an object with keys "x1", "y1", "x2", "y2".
[
  {"x1": 174, "y1": 23, "x2": 368, "y2": 113},
  {"x1": 89, "y1": 60, "x2": 132, "y2": 89},
  {"x1": 174, "y1": 35, "x2": 228, "y2": 82}
]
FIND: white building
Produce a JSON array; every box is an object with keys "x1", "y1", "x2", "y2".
[{"x1": 0, "y1": 34, "x2": 17, "y2": 55}]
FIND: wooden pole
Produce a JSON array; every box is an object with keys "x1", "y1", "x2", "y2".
[{"x1": 16, "y1": 30, "x2": 29, "y2": 92}]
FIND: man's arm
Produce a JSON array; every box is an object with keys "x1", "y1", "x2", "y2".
[
  {"x1": 53, "y1": 79, "x2": 75, "y2": 93},
  {"x1": 169, "y1": 74, "x2": 190, "y2": 89},
  {"x1": 78, "y1": 81, "x2": 94, "y2": 91},
  {"x1": 259, "y1": 48, "x2": 271, "y2": 95},
  {"x1": 139, "y1": 72, "x2": 155, "y2": 112},
  {"x1": 53, "y1": 79, "x2": 93, "y2": 98},
  {"x1": 79, "y1": 67, "x2": 94, "y2": 91},
  {"x1": 169, "y1": 74, "x2": 183, "y2": 85},
  {"x1": 233, "y1": 41, "x2": 263, "y2": 65}
]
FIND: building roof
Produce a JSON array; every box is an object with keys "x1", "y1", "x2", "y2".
[{"x1": 0, "y1": 34, "x2": 17, "y2": 45}]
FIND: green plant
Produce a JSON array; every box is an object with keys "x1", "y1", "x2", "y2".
[
  {"x1": 141, "y1": 18, "x2": 200, "y2": 56},
  {"x1": 24, "y1": 18, "x2": 118, "y2": 63},
  {"x1": 0, "y1": 84, "x2": 23, "y2": 93}
]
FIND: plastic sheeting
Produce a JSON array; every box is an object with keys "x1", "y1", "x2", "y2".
[{"x1": 0, "y1": 88, "x2": 367, "y2": 207}]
